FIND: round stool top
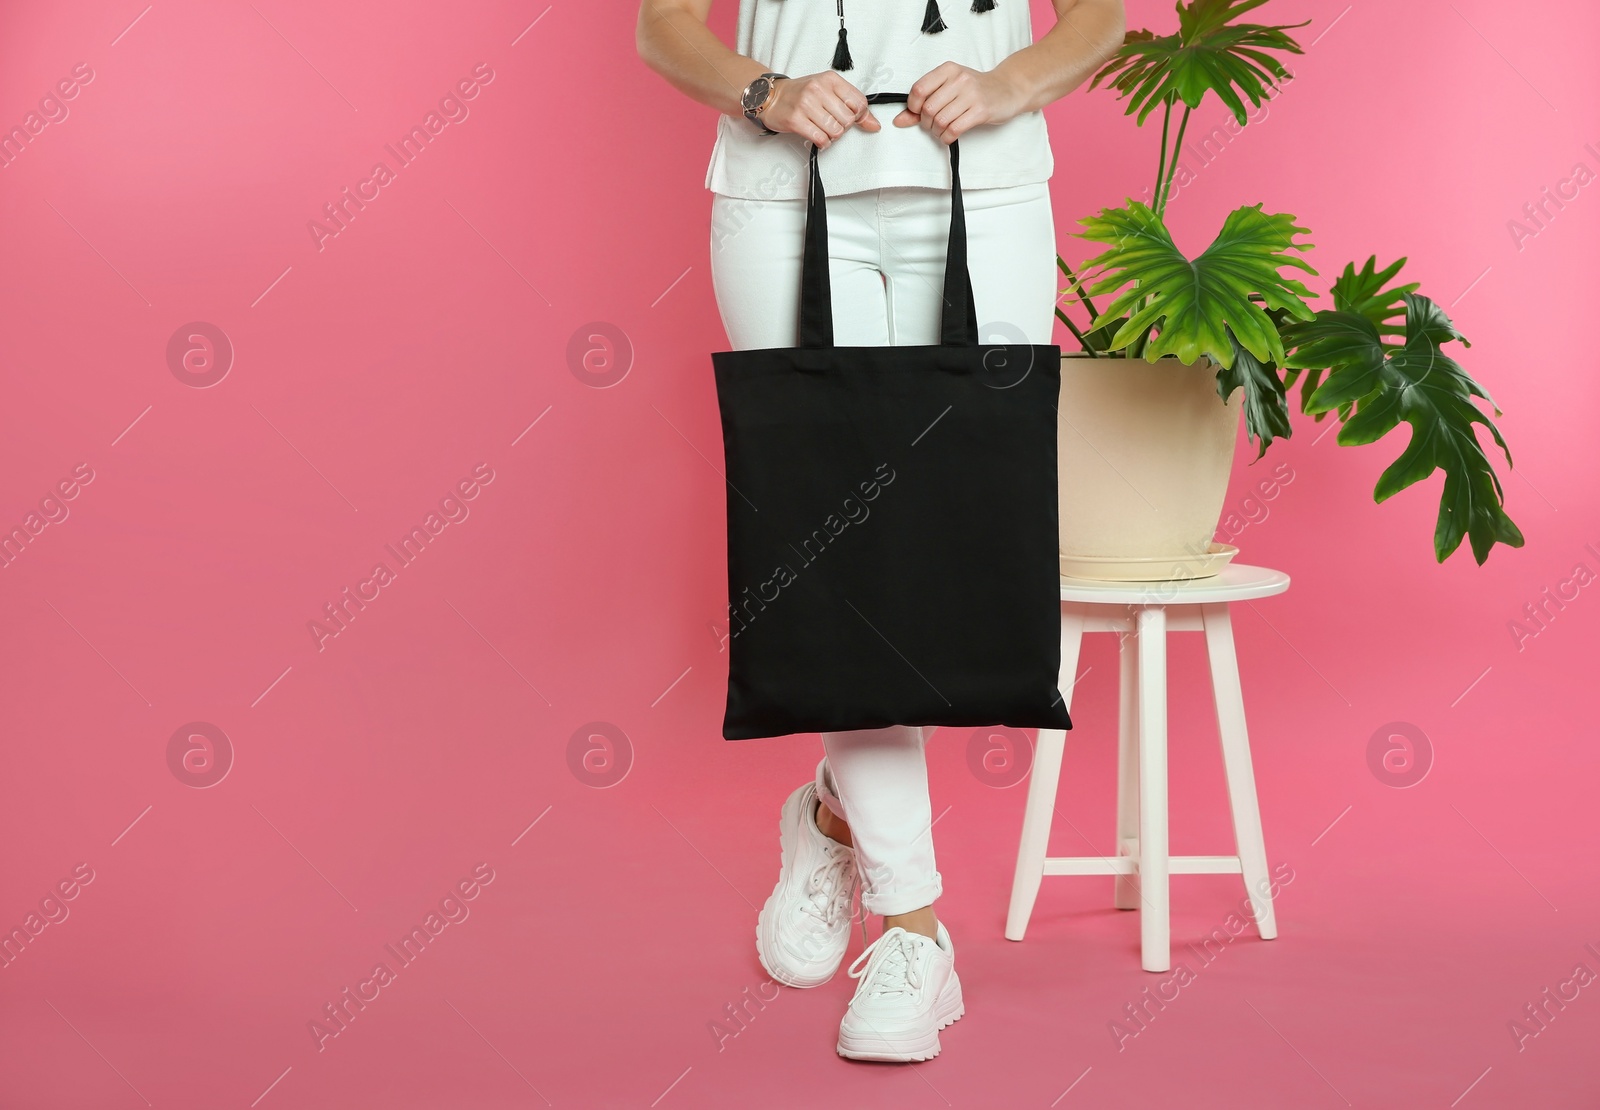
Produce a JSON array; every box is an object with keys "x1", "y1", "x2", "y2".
[{"x1": 1058, "y1": 562, "x2": 1290, "y2": 606}]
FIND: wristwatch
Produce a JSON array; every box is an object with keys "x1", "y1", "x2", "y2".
[{"x1": 741, "y1": 72, "x2": 788, "y2": 135}]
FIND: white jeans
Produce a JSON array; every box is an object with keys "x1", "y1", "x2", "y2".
[
  {"x1": 710, "y1": 180, "x2": 1057, "y2": 349},
  {"x1": 710, "y1": 179, "x2": 1057, "y2": 916}
]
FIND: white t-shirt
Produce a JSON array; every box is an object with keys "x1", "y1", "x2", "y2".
[{"x1": 705, "y1": 1, "x2": 1054, "y2": 199}]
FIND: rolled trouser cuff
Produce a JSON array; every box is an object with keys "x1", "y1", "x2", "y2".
[{"x1": 859, "y1": 872, "x2": 943, "y2": 917}]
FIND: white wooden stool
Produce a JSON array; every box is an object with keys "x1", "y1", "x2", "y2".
[{"x1": 1005, "y1": 563, "x2": 1290, "y2": 972}]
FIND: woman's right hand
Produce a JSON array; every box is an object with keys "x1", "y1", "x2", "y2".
[{"x1": 763, "y1": 72, "x2": 881, "y2": 148}]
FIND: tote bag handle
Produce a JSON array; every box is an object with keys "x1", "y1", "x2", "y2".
[{"x1": 797, "y1": 92, "x2": 980, "y2": 350}]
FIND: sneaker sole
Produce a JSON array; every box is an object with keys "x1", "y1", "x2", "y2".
[
  {"x1": 836, "y1": 971, "x2": 965, "y2": 1062},
  {"x1": 756, "y1": 786, "x2": 851, "y2": 989}
]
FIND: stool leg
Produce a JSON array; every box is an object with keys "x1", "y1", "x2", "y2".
[
  {"x1": 1114, "y1": 619, "x2": 1140, "y2": 910},
  {"x1": 1136, "y1": 606, "x2": 1170, "y2": 973},
  {"x1": 1005, "y1": 605, "x2": 1086, "y2": 941},
  {"x1": 1201, "y1": 602, "x2": 1278, "y2": 941}
]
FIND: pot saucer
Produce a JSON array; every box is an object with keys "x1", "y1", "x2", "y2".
[{"x1": 1059, "y1": 542, "x2": 1239, "y2": 583}]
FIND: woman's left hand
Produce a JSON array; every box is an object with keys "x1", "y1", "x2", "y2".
[{"x1": 894, "y1": 62, "x2": 1025, "y2": 144}]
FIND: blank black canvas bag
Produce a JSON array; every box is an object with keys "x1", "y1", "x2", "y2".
[{"x1": 712, "y1": 93, "x2": 1073, "y2": 741}]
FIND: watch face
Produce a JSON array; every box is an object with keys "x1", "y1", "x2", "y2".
[{"x1": 742, "y1": 77, "x2": 771, "y2": 113}]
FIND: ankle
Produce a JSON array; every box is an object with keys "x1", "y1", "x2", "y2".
[
  {"x1": 813, "y1": 798, "x2": 853, "y2": 848},
  {"x1": 882, "y1": 905, "x2": 938, "y2": 941}
]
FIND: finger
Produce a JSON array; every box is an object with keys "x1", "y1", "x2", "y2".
[
  {"x1": 934, "y1": 103, "x2": 974, "y2": 144},
  {"x1": 906, "y1": 62, "x2": 956, "y2": 115},
  {"x1": 934, "y1": 98, "x2": 966, "y2": 142},
  {"x1": 805, "y1": 107, "x2": 853, "y2": 148},
  {"x1": 920, "y1": 83, "x2": 962, "y2": 131},
  {"x1": 794, "y1": 110, "x2": 833, "y2": 148},
  {"x1": 802, "y1": 99, "x2": 848, "y2": 142},
  {"x1": 823, "y1": 76, "x2": 875, "y2": 136},
  {"x1": 932, "y1": 91, "x2": 977, "y2": 142},
  {"x1": 937, "y1": 104, "x2": 983, "y2": 144},
  {"x1": 816, "y1": 92, "x2": 860, "y2": 135},
  {"x1": 848, "y1": 101, "x2": 880, "y2": 131},
  {"x1": 892, "y1": 108, "x2": 919, "y2": 128},
  {"x1": 826, "y1": 75, "x2": 869, "y2": 121}
]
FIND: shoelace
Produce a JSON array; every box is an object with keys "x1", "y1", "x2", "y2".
[
  {"x1": 798, "y1": 847, "x2": 857, "y2": 932},
  {"x1": 846, "y1": 928, "x2": 924, "y2": 999}
]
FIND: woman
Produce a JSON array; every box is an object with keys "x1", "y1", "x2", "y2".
[{"x1": 637, "y1": 0, "x2": 1124, "y2": 1063}]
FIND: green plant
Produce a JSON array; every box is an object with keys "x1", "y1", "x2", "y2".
[{"x1": 1057, "y1": 0, "x2": 1523, "y2": 564}]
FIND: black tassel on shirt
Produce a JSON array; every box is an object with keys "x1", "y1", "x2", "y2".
[
  {"x1": 831, "y1": 0, "x2": 853, "y2": 69},
  {"x1": 781, "y1": 0, "x2": 996, "y2": 72}
]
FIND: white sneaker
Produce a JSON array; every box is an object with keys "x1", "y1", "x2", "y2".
[
  {"x1": 756, "y1": 782, "x2": 862, "y2": 988},
  {"x1": 836, "y1": 921, "x2": 964, "y2": 1062}
]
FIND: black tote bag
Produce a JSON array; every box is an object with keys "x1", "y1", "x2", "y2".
[{"x1": 713, "y1": 94, "x2": 1073, "y2": 742}]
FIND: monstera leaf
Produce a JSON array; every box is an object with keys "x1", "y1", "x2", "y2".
[
  {"x1": 1282, "y1": 293, "x2": 1524, "y2": 564},
  {"x1": 1077, "y1": 201, "x2": 1318, "y2": 368},
  {"x1": 1217, "y1": 324, "x2": 1292, "y2": 458},
  {"x1": 1091, "y1": 0, "x2": 1309, "y2": 124},
  {"x1": 1331, "y1": 255, "x2": 1419, "y2": 334}
]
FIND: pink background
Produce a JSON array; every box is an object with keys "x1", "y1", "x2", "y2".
[{"x1": 1, "y1": 0, "x2": 1597, "y2": 1106}]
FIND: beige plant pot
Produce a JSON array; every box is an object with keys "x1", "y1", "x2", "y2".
[{"x1": 1057, "y1": 353, "x2": 1241, "y2": 581}]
